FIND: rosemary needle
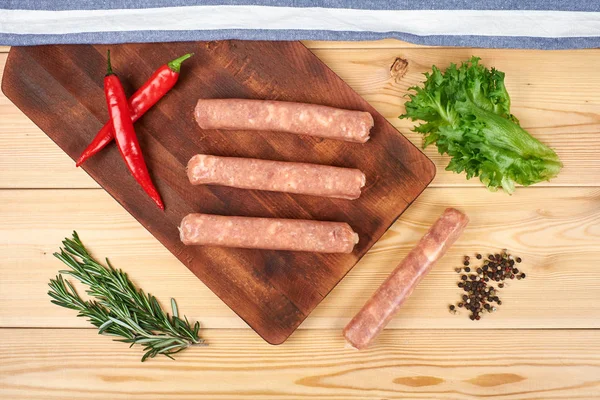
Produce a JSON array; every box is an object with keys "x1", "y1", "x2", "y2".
[{"x1": 48, "y1": 231, "x2": 205, "y2": 361}]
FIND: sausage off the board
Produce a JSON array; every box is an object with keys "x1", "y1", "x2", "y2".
[
  {"x1": 343, "y1": 208, "x2": 469, "y2": 349},
  {"x1": 187, "y1": 154, "x2": 366, "y2": 200},
  {"x1": 180, "y1": 214, "x2": 359, "y2": 253},
  {"x1": 195, "y1": 99, "x2": 374, "y2": 143}
]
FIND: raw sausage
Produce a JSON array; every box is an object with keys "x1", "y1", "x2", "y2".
[
  {"x1": 343, "y1": 208, "x2": 469, "y2": 349},
  {"x1": 195, "y1": 99, "x2": 373, "y2": 143},
  {"x1": 187, "y1": 154, "x2": 366, "y2": 200},
  {"x1": 180, "y1": 213, "x2": 359, "y2": 253}
]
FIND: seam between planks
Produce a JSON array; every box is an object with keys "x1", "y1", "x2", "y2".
[
  {"x1": 0, "y1": 326, "x2": 599, "y2": 331},
  {"x1": 303, "y1": 45, "x2": 437, "y2": 50},
  {"x1": 0, "y1": 45, "x2": 438, "y2": 54},
  {"x1": 1, "y1": 185, "x2": 599, "y2": 191}
]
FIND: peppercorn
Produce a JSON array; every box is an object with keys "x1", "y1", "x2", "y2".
[
  {"x1": 455, "y1": 267, "x2": 462, "y2": 273},
  {"x1": 451, "y1": 249, "x2": 526, "y2": 321}
]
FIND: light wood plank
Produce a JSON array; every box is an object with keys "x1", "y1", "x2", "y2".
[
  {"x1": 0, "y1": 46, "x2": 9, "y2": 53},
  {"x1": 1, "y1": 328, "x2": 599, "y2": 399},
  {"x1": 1, "y1": 187, "x2": 599, "y2": 329},
  {"x1": 2, "y1": 48, "x2": 599, "y2": 189},
  {"x1": 310, "y1": 48, "x2": 600, "y2": 188}
]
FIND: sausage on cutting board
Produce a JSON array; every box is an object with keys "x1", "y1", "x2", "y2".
[
  {"x1": 343, "y1": 208, "x2": 469, "y2": 349},
  {"x1": 195, "y1": 99, "x2": 374, "y2": 143},
  {"x1": 187, "y1": 154, "x2": 366, "y2": 200},
  {"x1": 180, "y1": 213, "x2": 359, "y2": 253}
]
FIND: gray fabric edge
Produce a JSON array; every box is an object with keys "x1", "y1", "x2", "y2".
[
  {"x1": 1, "y1": 30, "x2": 600, "y2": 50},
  {"x1": 3, "y1": 0, "x2": 600, "y2": 11}
]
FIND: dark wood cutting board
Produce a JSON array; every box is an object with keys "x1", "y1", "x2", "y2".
[{"x1": 2, "y1": 41, "x2": 435, "y2": 344}]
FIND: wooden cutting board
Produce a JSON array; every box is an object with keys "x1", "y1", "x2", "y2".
[{"x1": 1, "y1": 41, "x2": 435, "y2": 344}]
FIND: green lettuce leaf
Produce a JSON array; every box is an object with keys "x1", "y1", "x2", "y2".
[{"x1": 400, "y1": 57, "x2": 562, "y2": 194}]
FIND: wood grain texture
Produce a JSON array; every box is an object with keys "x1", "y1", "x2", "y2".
[
  {"x1": 312, "y1": 48, "x2": 600, "y2": 188},
  {"x1": 2, "y1": 41, "x2": 600, "y2": 400},
  {"x1": 1, "y1": 328, "x2": 599, "y2": 400},
  {"x1": 1, "y1": 48, "x2": 599, "y2": 189},
  {"x1": 2, "y1": 187, "x2": 599, "y2": 330},
  {"x1": 1, "y1": 42, "x2": 435, "y2": 344}
]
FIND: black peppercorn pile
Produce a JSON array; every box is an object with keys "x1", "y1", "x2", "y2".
[{"x1": 449, "y1": 250, "x2": 525, "y2": 321}]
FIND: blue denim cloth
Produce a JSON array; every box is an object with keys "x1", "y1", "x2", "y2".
[{"x1": 1, "y1": 1, "x2": 599, "y2": 48}]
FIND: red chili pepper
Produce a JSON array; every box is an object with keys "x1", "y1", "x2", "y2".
[
  {"x1": 76, "y1": 52, "x2": 193, "y2": 167},
  {"x1": 104, "y1": 50, "x2": 164, "y2": 210}
]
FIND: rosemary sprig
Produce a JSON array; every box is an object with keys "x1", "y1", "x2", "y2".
[{"x1": 48, "y1": 232, "x2": 205, "y2": 361}]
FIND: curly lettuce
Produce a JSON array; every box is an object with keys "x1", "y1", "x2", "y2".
[{"x1": 400, "y1": 57, "x2": 562, "y2": 194}]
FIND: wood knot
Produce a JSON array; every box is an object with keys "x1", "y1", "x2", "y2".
[
  {"x1": 394, "y1": 376, "x2": 444, "y2": 387},
  {"x1": 466, "y1": 373, "x2": 525, "y2": 387},
  {"x1": 390, "y1": 57, "x2": 409, "y2": 82}
]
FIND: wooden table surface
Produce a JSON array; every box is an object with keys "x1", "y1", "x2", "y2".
[{"x1": 1, "y1": 41, "x2": 599, "y2": 399}]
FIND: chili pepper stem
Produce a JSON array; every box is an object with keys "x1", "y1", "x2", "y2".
[
  {"x1": 106, "y1": 50, "x2": 114, "y2": 76},
  {"x1": 167, "y1": 53, "x2": 194, "y2": 73}
]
